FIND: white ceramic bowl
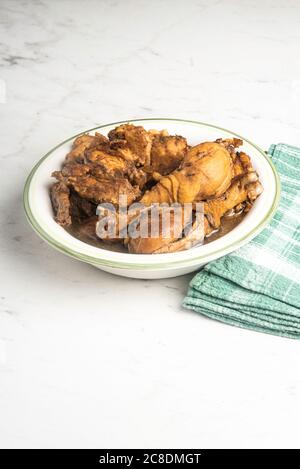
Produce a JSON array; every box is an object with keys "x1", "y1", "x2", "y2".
[{"x1": 23, "y1": 118, "x2": 280, "y2": 279}]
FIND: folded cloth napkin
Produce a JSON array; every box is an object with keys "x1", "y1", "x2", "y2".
[{"x1": 183, "y1": 143, "x2": 300, "y2": 339}]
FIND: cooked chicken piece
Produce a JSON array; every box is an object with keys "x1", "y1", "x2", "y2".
[
  {"x1": 108, "y1": 124, "x2": 188, "y2": 173},
  {"x1": 53, "y1": 162, "x2": 91, "y2": 179},
  {"x1": 215, "y1": 138, "x2": 243, "y2": 160},
  {"x1": 126, "y1": 206, "x2": 204, "y2": 254},
  {"x1": 85, "y1": 147, "x2": 147, "y2": 188},
  {"x1": 96, "y1": 141, "x2": 235, "y2": 244},
  {"x1": 50, "y1": 181, "x2": 72, "y2": 226},
  {"x1": 130, "y1": 167, "x2": 148, "y2": 189},
  {"x1": 51, "y1": 126, "x2": 263, "y2": 254},
  {"x1": 146, "y1": 135, "x2": 188, "y2": 175},
  {"x1": 231, "y1": 151, "x2": 255, "y2": 179},
  {"x1": 66, "y1": 133, "x2": 108, "y2": 162},
  {"x1": 149, "y1": 222, "x2": 204, "y2": 253},
  {"x1": 65, "y1": 174, "x2": 140, "y2": 206},
  {"x1": 204, "y1": 172, "x2": 263, "y2": 232},
  {"x1": 127, "y1": 172, "x2": 263, "y2": 254},
  {"x1": 86, "y1": 148, "x2": 133, "y2": 175},
  {"x1": 239, "y1": 151, "x2": 255, "y2": 173},
  {"x1": 52, "y1": 145, "x2": 143, "y2": 226},
  {"x1": 140, "y1": 142, "x2": 233, "y2": 206},
  {"x1": 108, "y1": 124, "x2": 152, "y2": 166},
  {"x1": 107, "y1": 139, "x2": 141, "y2": 165},
  {"x1": 127, "y1": 205, "x2": 203, "y2": 254},
  {"x1": 91, "y1": 163, "x2": 147, "y2": 189}
]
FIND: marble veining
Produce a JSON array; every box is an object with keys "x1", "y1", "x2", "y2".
[{"x1": 0, "y1": 0, "x2": 300, "y2": 449}]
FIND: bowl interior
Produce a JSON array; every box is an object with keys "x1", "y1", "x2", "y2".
[{"x1": 24, "y1": 118, "x2": 279, "y2": 268}]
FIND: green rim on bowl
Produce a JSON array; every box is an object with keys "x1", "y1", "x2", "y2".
[{"x1": 23, "y1": 118, "x2": 281, "y2": 270}]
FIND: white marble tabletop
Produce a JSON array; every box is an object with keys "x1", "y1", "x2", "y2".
[{"x1": 1, "y1": 0, "x2": 300, "y2": 449}]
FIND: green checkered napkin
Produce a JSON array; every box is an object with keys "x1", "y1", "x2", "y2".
[{"x1": 183, "y1": 143, "x2": 300, "y2": 339}]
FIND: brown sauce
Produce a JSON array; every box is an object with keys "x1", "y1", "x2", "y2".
[
  {"x1": 204, "y1": 212, "x2": 246, "y2": 244},
  {"x1": 66, "y1": 212, "x2": 247, "y2": 253},
  {"x1": 66, "y1": 217, "x2": 127, "y2": 253}
]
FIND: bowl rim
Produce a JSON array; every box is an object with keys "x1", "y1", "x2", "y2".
[{"x1": 23, "y1": 117, "x2": 281, "y2": 270}]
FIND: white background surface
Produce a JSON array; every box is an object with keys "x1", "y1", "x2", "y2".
[{"x1": 0, "y1": 0, "x2": 300, "y2": 449}]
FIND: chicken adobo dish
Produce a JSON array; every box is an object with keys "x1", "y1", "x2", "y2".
[{"x1": 50, "y1": 124, "x2": 263, "y2": 254}]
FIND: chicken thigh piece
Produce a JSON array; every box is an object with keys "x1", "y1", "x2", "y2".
[
  {"x1": 51, "y1": 127, "x2": 149, "y2": 226},
  {"x1": 51, "y1": 158, "x2": 142, "y2": 226},
  {"x1": 140, "y1": 142, "x2": 234, "y2": 206}
]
